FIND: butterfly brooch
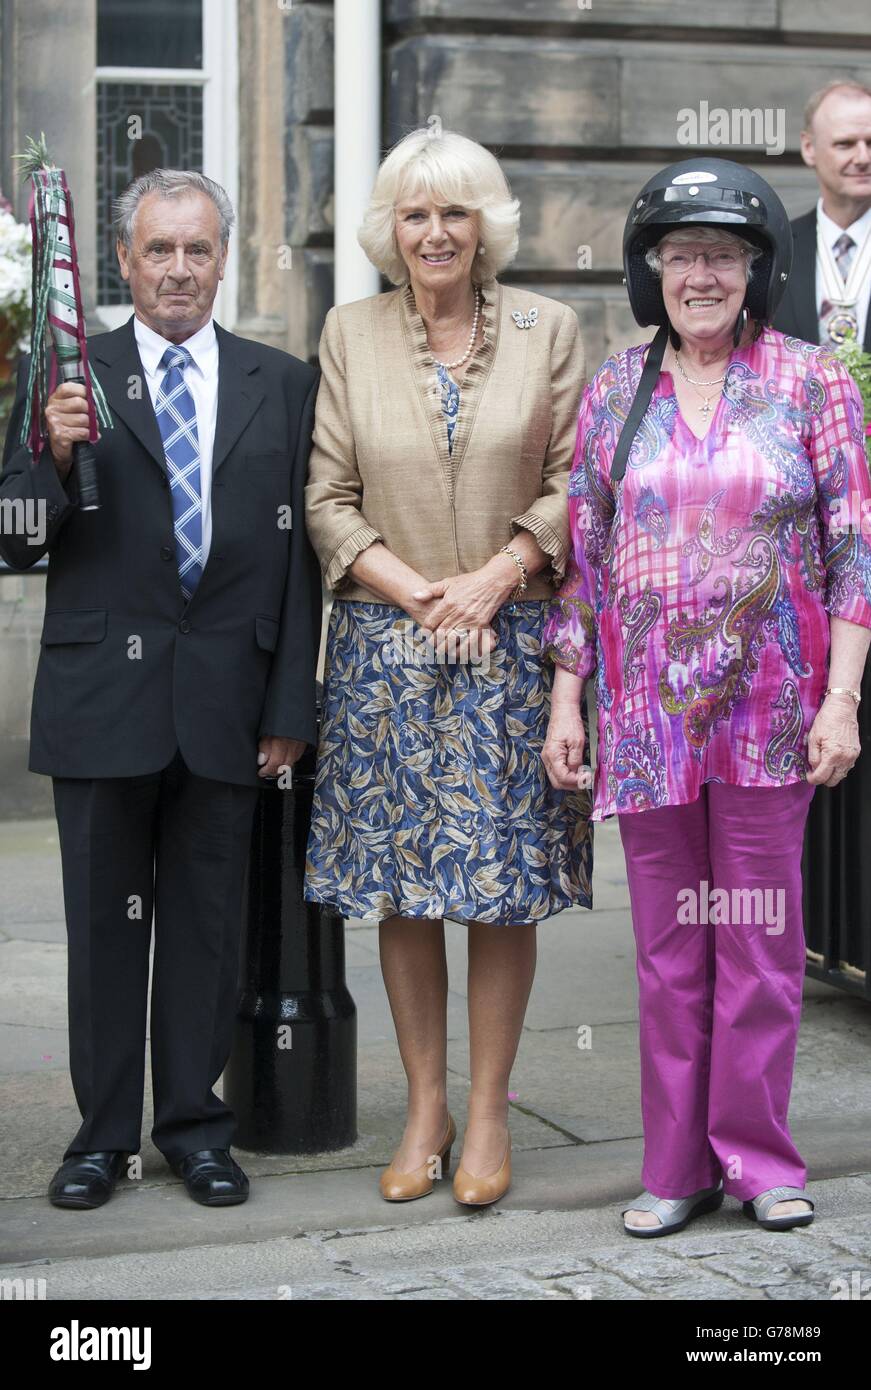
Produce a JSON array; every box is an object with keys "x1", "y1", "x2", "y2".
[{"x1": 511, "y1": 307, "x2": 539, "y2": 330}]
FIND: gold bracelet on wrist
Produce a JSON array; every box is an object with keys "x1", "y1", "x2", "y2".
[
  {"x1": 498, "y1": 545, "x2": 528, "y2": 600},
  {"x1": 825, "y1": 686, "x2": 861, "y2": 707}
]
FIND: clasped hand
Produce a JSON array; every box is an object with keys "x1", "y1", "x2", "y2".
[{"x1": 409, "y1": 562, "x2": 517, "y2": 660}]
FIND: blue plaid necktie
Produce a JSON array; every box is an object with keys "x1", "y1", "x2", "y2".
[{"x1": 156, "y1": 344, "x2": 203, "y2": 601}]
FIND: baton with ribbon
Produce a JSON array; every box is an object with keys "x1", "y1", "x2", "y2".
[{"x1": 14, "y1": 133, "x2": 113, "y2": 510}]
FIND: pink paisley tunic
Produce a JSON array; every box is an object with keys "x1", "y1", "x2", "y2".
[{"x1": 541, "y1": 327, "x2": 871, "y2": 822}]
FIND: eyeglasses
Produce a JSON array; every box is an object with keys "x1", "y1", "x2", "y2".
[{"x1": 660, "y1": 248, "x2": 746, "y2": 274}]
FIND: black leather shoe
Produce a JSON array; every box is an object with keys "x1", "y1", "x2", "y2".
[
  {"x1": 172, "y1": 1149, "x2": 249, "y2": 1206},
  {"x1": 48, "y1": 1151, "x2": 129, "y2": 1209}
]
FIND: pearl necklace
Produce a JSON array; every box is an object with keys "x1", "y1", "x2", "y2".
[{"x1": 428, "y1": 287, "x2": 481, "y2": 370}]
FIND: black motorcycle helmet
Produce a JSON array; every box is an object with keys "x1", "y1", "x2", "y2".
[
  {"x1": 609, "y1": 159, "x2": 793, "y2": 487},
  {"x1": 624, "y1": 156, "x2": 793, "y2": 330}
]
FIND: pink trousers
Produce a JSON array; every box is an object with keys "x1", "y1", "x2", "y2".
[{"x1": 617, "y1": 781, "x2": 816, "y2": 1202}]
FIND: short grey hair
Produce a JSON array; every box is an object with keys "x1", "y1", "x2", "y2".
[
  {"x1": 645, "y1": 226, "x2": 763, "y2": 282},
  {"x1": 804, "y1": 79, "x2": 871, "y2": 134},
  {"x1": 113, "y1": 169, "x2": 235, "y2": 247}
]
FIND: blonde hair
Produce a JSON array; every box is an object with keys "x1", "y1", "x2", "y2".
[{"x1": 357, "y1": 128, "x2": 520, "y2": 285}]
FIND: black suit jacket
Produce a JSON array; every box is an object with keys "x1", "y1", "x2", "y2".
[
  {"x1": 773, "y1": 208, "x2": 871, "y2": 351},
  {"x1": 0, "y1": 317, "x2": 321, "y2": 785}
]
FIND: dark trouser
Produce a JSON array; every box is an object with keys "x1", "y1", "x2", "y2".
[{"x1": 52, "y1": 750, "x2": 259, "y2": 1165}]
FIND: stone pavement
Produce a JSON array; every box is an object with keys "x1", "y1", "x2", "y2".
[{"x1": 1, "y1": 812, "x2": 870, "y2": 1301}]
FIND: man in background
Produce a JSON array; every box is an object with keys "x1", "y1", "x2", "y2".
[{"x1": 775, "y1": 80, "x2": 871, "y2": 350}]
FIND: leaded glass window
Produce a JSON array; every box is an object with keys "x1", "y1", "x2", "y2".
[
  {"x1": 96, "y1": 0, "x2": 205, "y2": 309},
  {"x1": 96, "y1": 83, "x2": 204, "y2": 305}
]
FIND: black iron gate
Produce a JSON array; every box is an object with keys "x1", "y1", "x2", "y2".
[{"x1": 802, "y1": 663, "x2": 871, "y2": 1000}]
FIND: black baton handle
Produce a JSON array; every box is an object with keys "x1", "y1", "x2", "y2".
[{"x1": 70, "y1": 375, "x2": 100, "y2": 511}]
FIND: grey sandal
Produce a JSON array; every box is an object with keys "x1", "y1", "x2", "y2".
[
  {"x1": 743, "y1": 1186, "x2": 814, "y2": 1231},
  {"x1": 622, "y1": 1181, "x2": 723, "y2": 1238}
]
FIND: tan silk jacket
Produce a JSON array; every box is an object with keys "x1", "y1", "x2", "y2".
[{"x1": 304, "y1": 275, "x2": 587, "y2": 602}]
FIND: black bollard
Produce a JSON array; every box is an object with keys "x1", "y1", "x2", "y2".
[
  {"x1": 802, "y1": 660, "x2": 871, "y2": 1000},
  {"x1": 224, "y1": 704, "x2": 357, "y2": 1152}
]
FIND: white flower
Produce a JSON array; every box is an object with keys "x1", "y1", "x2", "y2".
[{"x1": 0, "y1": 208, "x2": 32, "y2": 315}]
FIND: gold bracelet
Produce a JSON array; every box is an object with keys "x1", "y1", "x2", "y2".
[
  {"x1": 498, "y1": 544, "x2": 528, "y2": 600},
  {"x1": 825, "y1": 686, "x2": 861, "y2": 706}
]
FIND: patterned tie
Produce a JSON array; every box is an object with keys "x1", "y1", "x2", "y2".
[
  {"x1": 834, "y1": 230, "x2": 857, "y2": 280},
  {"x1": 820, "y1": 232, "x2": 857, "y2": 339},
  {"x1": 156, "y1": 344, "x2": 203, "y2": 601}
]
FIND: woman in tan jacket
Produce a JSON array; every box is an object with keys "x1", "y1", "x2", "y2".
[{"x1": 303, "y1": 128, "x2": 592, "y2": 1207}]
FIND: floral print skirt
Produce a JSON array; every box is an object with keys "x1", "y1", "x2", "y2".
[{"x1": 303, "y1": 599, "x2": 594, "y2": 924}]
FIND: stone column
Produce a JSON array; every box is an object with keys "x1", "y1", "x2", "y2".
[
  {"x1": 236, "y1": 0, "x2": 336, "y2": 364},
  {"x1": 234, "y1": 0, "x2": 291, "y2": 351},
  {"x1": 0, "y1": 1, "x2": 97, "y2": 818},
  {"x1": 1, "y1": 0, "x2": 98, "y2": 316}
]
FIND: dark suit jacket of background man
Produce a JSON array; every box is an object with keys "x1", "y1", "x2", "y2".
[
  {"x1": 0, "y1": 317, "x2": 322, "y2": 783},
  {"x1": 773, "y1": 206, "x2": 871, "y2": 960},
  {"x1": 774, "y1": 208, "x2": 871, "y2": 352}
]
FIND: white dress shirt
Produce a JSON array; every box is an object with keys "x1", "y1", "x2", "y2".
[
  {"x1": 816, "y1": 197, "x2": 871, "y2": 345},
  {"x1": 133, "y1": 315, "x2": 219, "y2": 564}
]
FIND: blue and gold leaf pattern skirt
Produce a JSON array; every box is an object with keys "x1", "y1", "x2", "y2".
[{"x1": 303, "y1": 600, "x2": 594, "y2": 924}]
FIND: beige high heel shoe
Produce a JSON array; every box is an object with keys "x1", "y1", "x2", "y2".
[
  {"x1": 379, "y1": 1114, "x2": 456, "y2": 1202},
  {"x1": 453, "y1": 1132, "x2": 511, "y2": 1206}
]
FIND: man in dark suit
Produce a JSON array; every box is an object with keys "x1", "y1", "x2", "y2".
[
  {"x1": 774, "y1": 83, "x2": 871, "y2": 992},
  {"x1": 0, "y1": 169, "x2": 321, "y2": 1209},
  {"x1": 774, "y1": 79, "x2": 871, "y2": 350}
]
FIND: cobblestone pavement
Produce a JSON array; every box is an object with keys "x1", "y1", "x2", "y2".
[
  {"x1": 3, "y1": 1176, "x2": 870, "y2": 1302},
  {"x1": 279, "y1": 1213, "x2": 871, "y2": 1302}
]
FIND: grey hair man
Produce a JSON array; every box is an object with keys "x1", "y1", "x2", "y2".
[
  {"x1": 113, "y1": 168, "x2": 234, "y2": 345},
  {"x1": 0, "y1": 170, "x2": 321, "y2": 1211}
]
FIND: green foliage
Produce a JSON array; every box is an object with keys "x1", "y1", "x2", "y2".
[
  {"x1": 11, "y1": 132, "x2": 53, "y2": 181},
  {"x1": 833, "y1": 333, "x2": 871, "y2": 467}
]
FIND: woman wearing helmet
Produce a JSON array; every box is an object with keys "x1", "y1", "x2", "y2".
[{"x1": 541, "y1": 158, "x2": 871, "y2": 1237}]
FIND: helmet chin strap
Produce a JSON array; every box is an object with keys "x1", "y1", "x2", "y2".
[
  {"x1": 610, "y1": 324, "x2": 669, "y2": 486},
  {"x1": 733, "y1": 304, "x2": 749, "y2": 348}
]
